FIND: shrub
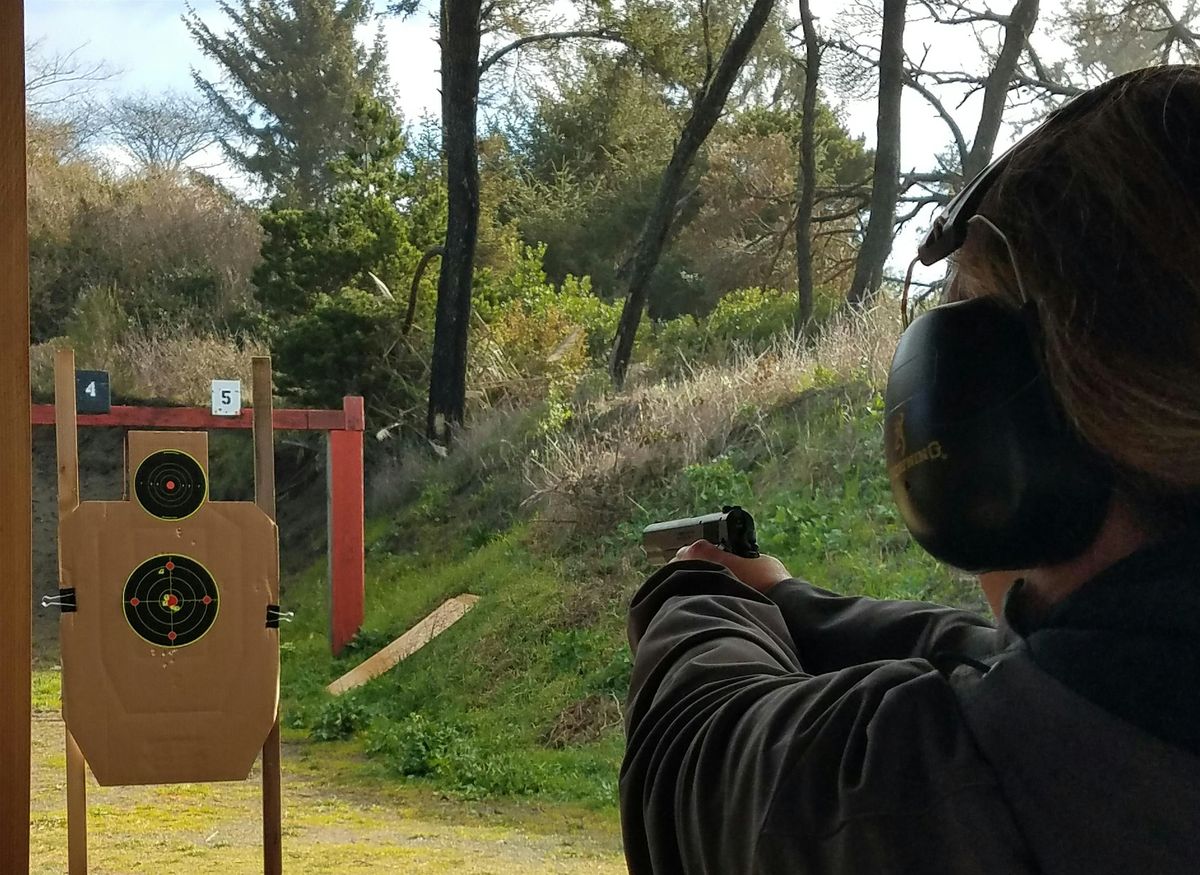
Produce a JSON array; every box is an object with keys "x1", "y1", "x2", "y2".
[
  {"x1": 27, "y1": 115, "x2": 262, "y2": 341},
  {"x1": 679, "y1": 456, "x2": 755, "y2": 510},
  {"x1": 364, "y1": 713, "x2": 470, "y2": 778},
  {"x1": 272, "y1": 288, "x2": 425, "y2": 416},
  {"x1": 470, "y1": 242, "x2": 621, "y2": 406},
  {"x1": 312, "y1": 696, "x2": 373, "y2": 741},
  {"x1": 646, "y1": 286, "x2": 796, "y2": 374},
  {"x1": 708, "y1": 286, "x2": 797, "y2": 346}
]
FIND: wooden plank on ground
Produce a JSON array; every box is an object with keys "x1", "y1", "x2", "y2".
[{"x1": 326, "y1": 596, "x2": 481, "y2": 696}]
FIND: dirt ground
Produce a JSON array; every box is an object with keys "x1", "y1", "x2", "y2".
[{"x1": 29, "y1": 714, "x2": 627, "y2": 875}]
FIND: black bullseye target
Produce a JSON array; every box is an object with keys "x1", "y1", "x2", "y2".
[
  {"x1": 134, "y1": 450, "x2": 207, "y2": 520},
  {"x1": 123, "y1": 554, "x2": 219, "y2": 648}
]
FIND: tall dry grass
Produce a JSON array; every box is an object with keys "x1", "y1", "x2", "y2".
[
  {"x1": 524, "y1": 304, "x2": 901, "y2": 525},
  {"x1": 30, "y1": 332, "x2": 268, "y2": 406}
]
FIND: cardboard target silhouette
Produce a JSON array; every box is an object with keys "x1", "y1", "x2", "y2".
[{"x1": 55, "y1": 357, "x2": 281, "y2": 800}]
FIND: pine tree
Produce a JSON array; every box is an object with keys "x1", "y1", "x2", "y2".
[{"x1": 185, "y1": 0, "x2": 388, "y2": 207}]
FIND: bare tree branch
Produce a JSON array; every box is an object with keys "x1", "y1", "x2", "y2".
[
  {"x1": 916, "y1": 0, "x2": 1009, "y2": 25},
  {"x1": 811, "y1": 202, "x2": 870, "y2": 223},
  {"x1": 406, "y1": 245, "x2": 444, "y2": 335},
  {"x1": 1153, "y1": 0, "x2": 1200, "y2": 52},
  {"x1": 480, "y1": 28, "x2": 626, "y2": 74},
  {"x1": 1013, "y1": 69, "x2": 1084, "y2": 96},
  {"x1": 903, "y1": 62, "x2": 970, "y2": 169},
  {"x1": 25, "y1": 40, "x2": 115, "y2": 110},
  {"x1": 103, "y1": 90, "x2": 228, "y2": 171}
]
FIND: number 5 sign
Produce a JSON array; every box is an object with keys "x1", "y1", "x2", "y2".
[{"x1": 211, "y1": 380, "x2": 242, "y2": 416}]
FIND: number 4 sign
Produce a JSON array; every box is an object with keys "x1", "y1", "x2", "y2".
[
  {"x1": 211, "y1": 380, "x2": 242, "y2": 416},
  {"x1": 76, "y1": 370, "x2": 111, "y2": 414}
]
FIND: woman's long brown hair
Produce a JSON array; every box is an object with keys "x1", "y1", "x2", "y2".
[{"x1": 954, "y1": 65, "x2": 1200, "y2": 530}]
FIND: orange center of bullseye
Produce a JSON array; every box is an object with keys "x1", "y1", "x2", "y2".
[{"x1": 166, "y1": 480, "x2": 176, "y2": 491}]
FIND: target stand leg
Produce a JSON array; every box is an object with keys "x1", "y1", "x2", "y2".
[
  {"x1": 262, "y1": 721, "x2": 282, "y2": 874},
  {"x1": 66, "y1": 728, "x2": 87, "y2": 874},
  {"x1": 253, "y1": 357, "x2": 283, "y2": 875}
]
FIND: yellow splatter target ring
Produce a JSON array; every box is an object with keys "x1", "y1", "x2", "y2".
[{"x1": 123, "y1": 554, "x2": 220, "y2": 648}]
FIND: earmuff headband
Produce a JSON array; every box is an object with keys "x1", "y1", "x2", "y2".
[{"x1": 917, "y1": 71, "x2": 1142, "y2": 267}]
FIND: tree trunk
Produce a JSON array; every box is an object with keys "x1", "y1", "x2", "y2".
[
  {"x1": 964, "y1": 0, "x2": 1040, "y2": 179},
  {"x1": 795, "y1": 0, "x2": 820, "y2": 337},
  {"x1": 846, "y1": 0, "x2": 906, "y2": 307},
  {"x1": 428, "y1": 0, "x2": 482, "y2": 443},
  {"x1": 608, "y1": 0, "x2": 779, "y2": 387}
]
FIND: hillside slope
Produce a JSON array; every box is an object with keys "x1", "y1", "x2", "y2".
[{"x1": 279, "y1": 312, "x2": 986, "y2": 808}]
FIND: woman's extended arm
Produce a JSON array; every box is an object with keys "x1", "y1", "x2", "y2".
[
  {"x1": 622, "y1": 560, "x2": 1031, "y2": 874},
  {"x1": 764, "y1": 576, "x2": 998, "y2": 674},
  {"x1": 653, "y1": 551, "x2": 999, "y2": 674}
]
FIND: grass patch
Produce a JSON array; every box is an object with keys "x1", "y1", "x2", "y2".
[
  {"x1": 282, "y1": 530, "x2": 631, "y2": 807},
  {"x1": 32, "y1": 669, "x2": 62, "y2": 713}
]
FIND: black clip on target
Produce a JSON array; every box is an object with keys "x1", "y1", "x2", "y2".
[{"x1": 41, "y1": 588, "x2": 77, "y2": 613}]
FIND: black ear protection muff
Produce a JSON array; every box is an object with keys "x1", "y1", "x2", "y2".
[
  {"x1": 882, "y1": 75, "x2": 1139, "y2": 572},
  {"x1": 884, "y1": 297, "x2": 1112, "y2": 571}
]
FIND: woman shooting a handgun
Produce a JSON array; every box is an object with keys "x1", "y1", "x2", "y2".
[{"x1": 620, "y1": 66, "x2": 1200, "y2": 874}]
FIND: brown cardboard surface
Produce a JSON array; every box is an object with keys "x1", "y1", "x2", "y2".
[
  {"x1": 128, "y1": 431, "x2": 209, "y2": 483},
  {"x1": 58, "y1": 432, "x2": 279, "y2": 787}
]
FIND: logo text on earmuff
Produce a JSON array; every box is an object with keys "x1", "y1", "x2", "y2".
[
  {"x1": 891, "y1": 413, "x2": 907, "y2": 458},
  {"x1": 888, "y1": 440, "x2": 948, "y2": 480}
]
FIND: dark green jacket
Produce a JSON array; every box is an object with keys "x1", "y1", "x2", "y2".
[{"x1": 620, "y1": 538, "x2": 1200, "y2": 874}]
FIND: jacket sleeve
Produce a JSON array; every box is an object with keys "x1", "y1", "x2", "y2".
[
  {"x1": 763, "y1": 574, "x2": 999, "y2": 674},
  {"x1": 620, "y1": 561, "x2": 1033, "y2": 875}
]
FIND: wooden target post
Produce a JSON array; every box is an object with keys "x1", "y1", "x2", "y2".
[
  {"x1": 254, "y1": 358, "x2": 283, "y2": 875},
  {"x1": 0, "y1": 2, "x2": 30, "y2": 871},
  {"x1": 52, "y1": 350, "x2": 284, "y2": 873}
]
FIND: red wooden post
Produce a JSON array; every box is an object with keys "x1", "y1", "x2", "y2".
[{"x1": 328, "y1": 396, "x2": 365, "y2": 656}]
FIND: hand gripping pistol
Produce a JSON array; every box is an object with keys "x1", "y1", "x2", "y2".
[{"x1": 641, "y1": 505, "x2": 760, "y2": 565}]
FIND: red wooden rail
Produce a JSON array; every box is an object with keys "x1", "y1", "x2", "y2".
[
  {"x1": 32, "y1": 396, "x2": 367, "y2": 656},
  {"x1": 29, "y1": 404, "x2": 363, "y2": 432}
]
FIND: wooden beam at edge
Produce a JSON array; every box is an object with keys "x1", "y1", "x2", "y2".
[{"x1": 0, "y1": 0, "x2": 32, "y2": 870}]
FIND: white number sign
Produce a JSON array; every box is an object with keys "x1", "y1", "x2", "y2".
[{"x1": 211, "y1": 380, "x2": 242, "y2": 416}]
